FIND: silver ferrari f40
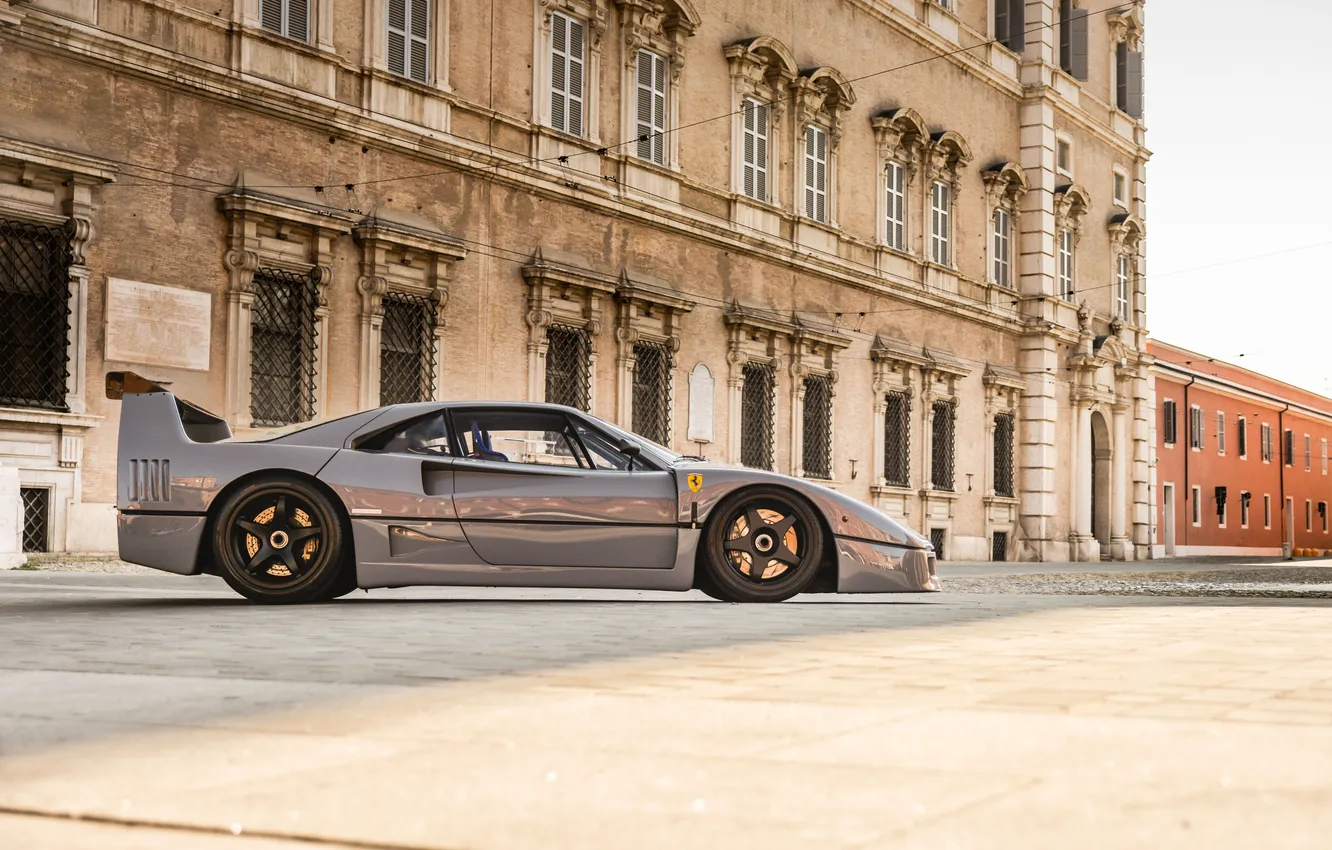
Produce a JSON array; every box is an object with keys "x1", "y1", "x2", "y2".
[{"x1": 110, "y1": 372, "x2": 939, "y2": 603}]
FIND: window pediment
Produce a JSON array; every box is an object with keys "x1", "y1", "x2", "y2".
[
  {"x1": 724, "y1": 36, "x2": 798, "y2": 102},
  {"x1": 794, "y1": 67, "x2": 855, "y2": 146},
  {"x1": 1054, "y1": 182, "x2": 1091, "y2": 232},
  {"x1": 1108, "y1": 212, "x2": 1145, "y2": 252},
  {"x1": 927, "y1": 130, "x2": 972, "y2": 185},
  {"x1": 617, "y1": 0, "x2": 698, "y2": 76},
  {"x1": 983, "y1": 161, "x2": 1028, "y2": 209},
  {"x1": 522, "y1": 246, "x2": 616, "y2": 342}
]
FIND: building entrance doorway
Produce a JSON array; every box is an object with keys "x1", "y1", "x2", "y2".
[
  {"x1": 1162, "y1": 483, "x2": 1176, "y2": 557},
  {"x1": 1090, "y1": 410, "x2": 1112, "y2": 555}
]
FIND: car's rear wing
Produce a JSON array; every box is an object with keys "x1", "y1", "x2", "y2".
[{"x1": 106, "y1": 371, "x2": 232, "y2": 444}]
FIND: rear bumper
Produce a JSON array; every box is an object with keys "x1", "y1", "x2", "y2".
[
  {"x1": 118, "y1": 512, "x2": 207, "y2": 575},
  {"x1": 836, "y1": 537, "x2": 940, "y2": 593}
]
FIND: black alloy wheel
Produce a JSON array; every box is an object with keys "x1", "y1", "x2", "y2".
[
  {"x1": 212, "y1": 477, "x2": 349, "y2": 603},
  {"x1": 700, "y1": 487, "x2": 825, "y2": 603}
]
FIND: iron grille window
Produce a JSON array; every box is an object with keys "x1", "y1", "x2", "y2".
[
  {"x1": 250, "y1": 268, "x2": 319, "y2": 428},
  {"x1": 0, "y1": 219, "x2": 71, "y2": 410},
  {"x1": 929, "y1": 528, "x2": 946, "y2": 560},
  {"x1": 802, "y1": 374, "x2": 833, "y2": 479},
  {"x1": 931, "y1": 399, "x2": 956, "y2": 491},
  {"x1": 991, "y1": 530, "x2": 1009, "y2": 562},
  {"x1": 380, "y1": 293, "x2": 437, "y2": 406},
  {"x1": 994, "y1": 412, "x2": 1015, "y2": 497},
  {"x1": 20, "y1": 487, "x2": 50, "y2": 553},
  {"x1": 741, "y1": 362, "x2": 775, "y2": 470},
  {"x1": 545, "y1": 325, "x2": 591, "y2": 410},
  {"x1": 883, "y1": 392, "x2": 911, "y2": 487},
  {"x1": 632, "y1": 340, "x2": 671, "y2": 445}
]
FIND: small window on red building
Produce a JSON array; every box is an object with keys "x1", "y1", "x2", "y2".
[
  {"x1": 1162, "y1": 400, "x2": 1177, "y2": 445},
  {"x1": 1237, "y1": 417, "x2": 1247, "y2": 459}
]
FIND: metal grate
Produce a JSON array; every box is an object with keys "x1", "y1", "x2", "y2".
[
  {"x1": 883, "y1": 392, "x2": 910, "y2": 487},
  {"x1": 991, "y1": 530, "x2": 1009, "y2": 562},
  {"x1": 931, "y1": 399, "x2": 956, "y2": 491},
  {"x1": 929, "y1": 528, "x2": 946, "y2": 561},
  {"x1": 545, "y1": 325, "x2": 591, "y2": 411},
  {"x1": 802, "y1": 374, "x2": 833, "y2": 478},
  {"x1": 20, "y1": 487, "x2": 50, "y2": 553},
  {"x1": 632, "y1": 340, "x2": 671, "y2": 445},
  {"x1": 993, "y1": 412, "x2": 1015, "y2": 497},
  {"x1": 741, "y1": 362, "x2": 775, "y2": 470},
  {"x1": 380, "y1": 292, "x2": 438, "y2": 406},
  {"x1": 0, "y1": 219, "x2": 71, "y2": 410},
  {"x1": 250, "y1": 268, "x2": 320, "y2": 427}
]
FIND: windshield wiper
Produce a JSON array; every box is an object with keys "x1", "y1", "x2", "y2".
[{"x1": 676, "y1": 454, "x2": 708, "y2": 462}]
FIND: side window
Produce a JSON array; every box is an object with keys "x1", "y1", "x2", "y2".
[
  {"x1": 361, "y1": 413, "x2": 452, "y2": 456},
  {"x1": 453, "y1": 410, "x2": 587, "y2": 469}
]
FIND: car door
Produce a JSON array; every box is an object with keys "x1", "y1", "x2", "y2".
[{"x1": 449, "y1": 407, "x2": 679, "y2": 569}]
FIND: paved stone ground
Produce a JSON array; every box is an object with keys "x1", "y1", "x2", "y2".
[{"x1": 2, "y1": 568, "x2": 1332, "y2": 848}]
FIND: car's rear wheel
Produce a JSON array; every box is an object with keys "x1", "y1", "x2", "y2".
[
  {"x1": 212, "y1": 477, "x2": 348, "y2": 604},
  {"x1": 700, "y1": 487, "x2": 824, "y2": 603}
]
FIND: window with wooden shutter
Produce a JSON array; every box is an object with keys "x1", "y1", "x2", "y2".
[
  {"x1": 259, "y1": 0, "x2": 309, "y2": 43},
  {"x1": 1125, "y1": 49, "x2": 1144, "y2": 119},
  {"x1": 992, "y1": 208, "x2": 1011, "y2": 287},
  {"x1": 995, "y1": 0, "x2": 1026, "y2": 52},
  {"x1": 388, "y1": 0, "x2": 430, "y2": 83},
  {"x1": 1238, "y1": 416, "x2": 1247, "y2": 458},
  {"x1": 1262, "y1": 423, "x2": 1273, "y2": 462},
  {"x1": 1305, "y1": 434, "x2": 1312, "y2": 471},
  {"x1": 1216, "y1": 412, "x2": 1226, "y2": 455},
  {"x1": 1190, "y1": 406, "x2": 1203, "y2": 450},
  {"x1": 1162, "y1": 400, "x2": 1177, "y2": 445},
  {"x1": 741, "y1": 98, "x2": 769, "y2": 202},
  {"x1": 549, "y1": 12, "x2": 586, "y2": 136},
  {"x1": 885, "y1": 161, "x2": 906, "y2": 251},
  {"x1": 1264, "y1": 494, "x2": 1272, "y2": 528},
  {"x1": 1284, "y1": 429, "x2": 1294, "y2": 466},
  {"x1": 1115, "y1": 255, "x2": 1131, "y2": 321},
  {"x1": 803, "y1": 126, "x2": 829, "y2": 223},
  {"x1": 1323, "y1": 438, "x2": 1328, "y2": 475},
  {"x1": 1059, "y1": 1, "x2": 1088, "y2": 80},
  {"x1": 930, "y1": 180, "x2": 951, "y2": 266},
  {"x1": 635, "y1": 50, "x2": 668, "y2": 165},
  {"x1": 1058, "y1": 228, "x2": 1075, "y2": 300}
]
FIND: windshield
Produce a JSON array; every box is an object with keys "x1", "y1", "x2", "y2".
[{"x1": 582, "y1": 413, "x2": 683, "y2": 464}]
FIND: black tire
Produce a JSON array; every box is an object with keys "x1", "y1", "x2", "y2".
[
  {"x1": 700, "y1": 487, "x2": 825, "y2": 603},
  {"x1": 211, "y1": 476, "x2": 349, "y2": 604}
]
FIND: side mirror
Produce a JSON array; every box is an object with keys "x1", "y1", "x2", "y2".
[{"x1": 617, "y1": 440, "x2": 642, "y2": 457}]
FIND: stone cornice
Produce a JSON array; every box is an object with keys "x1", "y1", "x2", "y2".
[{"x1": 0, "y1": 407, "x2": 102, "y2": 429}]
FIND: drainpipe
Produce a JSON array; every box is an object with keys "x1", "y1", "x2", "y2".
[
  {"x1": 1182, "y1": 376, "x2": 1195, "y2": 550},
  {"x1": 1280, "y1": 403, "x2": 1291, "y2": 559}
]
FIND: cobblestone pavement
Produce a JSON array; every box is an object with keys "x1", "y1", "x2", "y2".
[{"x1": 2, "y1": 569, "x2": 1332, "y2": 849}]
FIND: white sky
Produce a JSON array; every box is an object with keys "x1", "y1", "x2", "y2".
[{"x1": 1147, "y1": 1, "x2": 1332, "y2": 397}]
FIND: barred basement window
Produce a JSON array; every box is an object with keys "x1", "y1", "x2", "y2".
[
  {"x1": 20, "y1": 487, "x2": 50, "y2": 553},
  {"x1": 0, "y1": 218, "x2": 71, "y2": 411},
  {"x1": 802, "y1": 374, "x2": 833, "y2": 479},
  {"x1": 932, "y1": 399, "x2": 956, "y2": 491},
  {"x1": 250, "y1": 268, "x2": 320, "y2": 428},
  {"x1": 387, "y1": 0, "x2": 430, "y2": 83},
  {"x1": 740, "y1": 362, "x2": 775, "y2": 470},
  {"x1": 632, "y1": 340, "x2": 671, "y2": 445},
  {"x1": 991, "y1": 530, "x2": 1009, "y2": 562},
  {"x1": 259, "y1": 0, "x2": 310, "y2": 43},
  {"x1": 993, "y1": 412, "x2": 1015, "y2": 497},
  {"x1": 380, "y1": 293, "x2": 437, "y2": 406},
  {"x1": 929, "y1": 527, "x2": 946, "y2": 560},
  {"x1": 883, "y1": 392, "x2": 910, "y2": 487},
  {"x1": 545, "y1": 325, "x2": 591, "y2": 411}
]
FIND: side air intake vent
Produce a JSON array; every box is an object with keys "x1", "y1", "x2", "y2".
[{"x1": 129, "y1": 459, "x2": 171, "y2": 502}]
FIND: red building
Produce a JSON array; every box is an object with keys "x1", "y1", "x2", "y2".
[{"x1": 1152, "y1": 342, "x2": 1332, "y2": 558}]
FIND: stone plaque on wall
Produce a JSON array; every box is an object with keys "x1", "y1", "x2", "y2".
[
  {"x1": 104, "y1": 278, "x2": 211, "y2": 372},
  {"x1": 687, "y1": 363, "x2": 715, "y2": 444}
]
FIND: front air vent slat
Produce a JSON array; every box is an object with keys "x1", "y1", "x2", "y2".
[{"x1": 129, "y1": 459, "x2": 172, "y2": 503}]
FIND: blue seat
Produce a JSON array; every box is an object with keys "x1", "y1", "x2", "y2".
[{"x1": 469, "y1": 422, "x2": 508, "y2": 462}]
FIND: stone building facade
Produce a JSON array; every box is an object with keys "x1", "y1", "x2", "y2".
[{"x1": 0, "y1": 0, "x2": 1150, "y2": 561}]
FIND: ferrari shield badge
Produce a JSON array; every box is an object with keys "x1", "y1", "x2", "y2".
[{"x1": 687, "y1": 473, "x2": 704, "y2": 493}]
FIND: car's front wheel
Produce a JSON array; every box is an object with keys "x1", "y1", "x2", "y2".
[
  {"x1": 212, "y1": 477, "x2": 349, "y2": 604},
  {"x1": 699, "y1": 487, "x2": 825, "y2": 603}
]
